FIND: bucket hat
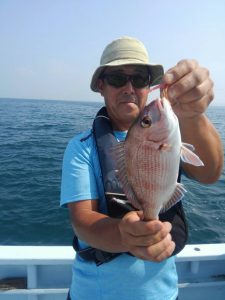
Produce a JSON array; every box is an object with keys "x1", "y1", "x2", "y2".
[{"x1": 90, "y1": 36, "x2": 164, "y2": 92}]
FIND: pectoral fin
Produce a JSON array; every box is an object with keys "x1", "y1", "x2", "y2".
[
  {"x1": 160, "y1": 183, "x2": 187, "y2": 213},
  {"x1": 181, "y1": 143, "x2": 204, "y2": 166}
]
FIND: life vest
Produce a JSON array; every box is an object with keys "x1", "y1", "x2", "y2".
[{"x1": 73, "y1": 107, "x2": 188, "y2": 265}]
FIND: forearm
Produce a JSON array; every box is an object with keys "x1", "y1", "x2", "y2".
[
  {"x1": 68, "y1": 200, "x2": 175, "y2": 262},
  {"x1": 179, "y1": 113, "x2": 224, "y2": 183},
  {"x1": 163, "y1": 59, "x2": 223, "y2": 183},
  {"x1": 68, "y1": 201, "x2": 128, "y2": 253}
]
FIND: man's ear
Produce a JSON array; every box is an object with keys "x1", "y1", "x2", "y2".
[{"x1": 97, "y1": 79, "x2": 104, "y2": 95}]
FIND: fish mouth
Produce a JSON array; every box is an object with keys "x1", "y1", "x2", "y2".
[
  {"x1": 146, "y1": 99, "x2": 162, "y2": 123},
  {"x1": 149, "y1": 97, "x2": 164, "y2": 109},
  {"x1": 156, "y1": 97, "x2": 166, "y2": 110},
  {"x1": 154, "y1": 97, "x2": 171, "y2": 115}
]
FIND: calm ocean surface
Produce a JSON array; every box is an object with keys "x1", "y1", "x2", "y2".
[{"x1": 0, "y1": 98, "x2": 225, "y2": 246}]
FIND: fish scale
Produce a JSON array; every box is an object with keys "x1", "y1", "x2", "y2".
[
  {"x1": 134, "y1": 145, "x2": 178, "y2": 219},
  {"x1": 112, "y1": 97, "x2": 204, "y2": 221}
]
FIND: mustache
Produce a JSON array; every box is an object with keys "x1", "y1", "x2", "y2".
[{"x1": 119, "y1": 94, "x2": 138, "y2": 103}]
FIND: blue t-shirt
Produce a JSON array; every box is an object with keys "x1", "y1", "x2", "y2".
[{"x1": 61, "y1": 129, "x2": 178, "y2": 300}]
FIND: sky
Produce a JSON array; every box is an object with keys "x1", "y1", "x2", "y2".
[{"x1": 0, "y1": 0, "x2": 224, "y2": 105}]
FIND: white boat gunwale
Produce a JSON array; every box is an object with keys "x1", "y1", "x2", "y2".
[{"x1": 0, "y1": 244, "x2": 225, "y2": 300}]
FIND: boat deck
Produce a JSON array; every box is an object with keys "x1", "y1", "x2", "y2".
[{"x1": 0, "y1": 244, "x2": 225, "y2": 300}]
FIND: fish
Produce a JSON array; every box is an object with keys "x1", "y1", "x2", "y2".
[{"x1": 111, "y1": 96, "x2": 204, "y2": 220}]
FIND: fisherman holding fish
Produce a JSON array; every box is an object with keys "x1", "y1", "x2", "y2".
[{"x1": 61, "y1": 37, "x2": 223, "y2": 300}]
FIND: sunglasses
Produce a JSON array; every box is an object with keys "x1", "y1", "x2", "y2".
[{"x1": 101, "y1": 72, "x2": 151, "y2": 88}]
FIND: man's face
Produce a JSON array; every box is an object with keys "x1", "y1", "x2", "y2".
[{"x1": 97, "y1": 65, "x2": 150, "y2": 131}]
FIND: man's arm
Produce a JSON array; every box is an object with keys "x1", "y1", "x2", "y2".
[
  {"x1": 179, "y1": 113, "x2": 223, "y2": 183},
  {"x1": 68, "y1": 200, "x2": 175, "y2": 262},
  {"x1": 163, "y1": 59, "x2": 224, "y2": 183}
]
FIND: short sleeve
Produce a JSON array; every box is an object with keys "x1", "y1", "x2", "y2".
[{"x1": 60, "y1": 132, "x2": 99, "y2": 207}]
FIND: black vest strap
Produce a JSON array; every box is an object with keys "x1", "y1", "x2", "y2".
[
  {"x1": 73, "y1": 107, "x2": 188, "y2": 264},
  {"x1": 93, "y1": 107, "x2": 124, "y2": 194},
  {"x1": 93, "y1": 107, "x2": 137, "y2": 217}
]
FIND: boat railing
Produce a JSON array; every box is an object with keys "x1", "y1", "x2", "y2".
[{"x1": 0, "y1": 244, "x2": 225, "y2": 300}]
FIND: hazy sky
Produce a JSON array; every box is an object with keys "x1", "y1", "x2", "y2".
[{"x1": 0, "y1": 0, "x2": 224, "y2": 105}]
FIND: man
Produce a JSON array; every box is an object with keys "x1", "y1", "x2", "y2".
[{"x1": 61, "y1": 36, "x2": 223, "y2": 300}]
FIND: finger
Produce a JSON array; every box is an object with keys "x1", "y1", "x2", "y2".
[
  {"x1": 172, "y1": 94, "x2": 214, "y2": 116},
  {"x1": 132, "y1": 233, "x2": 174, "y2": 261},
  {"x1": 154, "y1": 240, "x2": 175, "y2": 262},
  {"x1": 145, "y1": 233, "x2": 173, "y2": 259},
  {"x1": 163, "y1": 59, "x2": 199, "y2": 85},
  {"x1": 167, "y1": 67, "x2": 210, "y2": 101},
  {"x1": 127, "y1": 221, "x2": 172, "y2": 247},
  {"x1": 173, "y1": 78, "x2": 214, "y2": 104},
  {"x1": 122, "y1": 215, "x2": 164, "y2": 237}
]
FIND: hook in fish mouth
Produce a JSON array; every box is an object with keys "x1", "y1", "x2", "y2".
[
  {"x1": 144, "y1": 99, "x2": 161, "y2": 123},
  {"x1": 148, "y1": 83, "x2": 169, "y2": 110},
  {"x1": 143, "y1": 83, "x2": 171, "y2": 124}
]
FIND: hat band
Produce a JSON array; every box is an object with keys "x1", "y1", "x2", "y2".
[{"x1": 101, "y1": 49, "x2": 148, "y2": 65}]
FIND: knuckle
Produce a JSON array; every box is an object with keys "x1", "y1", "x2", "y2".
[
  {"x1": 155, "y1": 242, "x2": 175, "y2": 262},
  {"x1": 154, "y1": 255, "x2": 163, "y2": 263},
  {"x1": 134, "y1": 248, "x2": 151, "y2": 261},
  {"x1": 195, "y1": 77, "x2": 214, "y2": 99},
  {"x1": 209, "y1": 91, "x2": 214, "y2": 103},
  {"x1": 194, "y1": 85, "x2": 204, "y2": 98},
  {"x1": 163, "y1": 234, "x2": 172, "y2": 248},
  {"x1": 154, "y1": 230, "x2": 167, "y2": 244},
  {"x1": 208, "y1": 79, "x2": 214, "y2": 95},
  {"x1": 201, "y1": 66, "x2": 210, "y2": 76},
  {"x1": 177, "y1": 59, "x2": 198, "y2": 71},
  {"x1": 155, "y1": 224, "x2": 171, "y2": 243},
  {"x1": 146, "y1": 246, "x2": 158, "y2": 260},
  {"x1": 204, "y1": 67, "x2": 210, "y2": 77},
  {"x1": 167, "y1": 233, "x2": 172, "y2": 242},
  {"x1": 163, "y1": 249, "x2": 173, "y2": 260},
  {"x1": 210, "y1": 78, "x2": 214, "y2": 88},
  {"x1": 145, "y1": 246, "x2": 153, "y2": 257},
  {"x1": 161, "y1": 227, "x2": 170, "y2": 239},
  {"x1": 174, "y1": 76, "x2": 192, "y2": 92},
  {"x1": 164, "y1": 221, "x2": 172, "y2": 232}
]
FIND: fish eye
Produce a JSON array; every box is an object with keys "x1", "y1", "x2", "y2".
[{"x1": 141, "y1": 116, "x2": 152, "y2": 128}]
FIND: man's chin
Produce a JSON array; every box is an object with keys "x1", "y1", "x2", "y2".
[
  {"x1": 120, "y1": 101, "x2": 139, "y2": 111},
  {"x1": 120, "y1": 105, "x2": 140, "y2": 122}
]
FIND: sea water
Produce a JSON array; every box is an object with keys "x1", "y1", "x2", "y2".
[{"x1": 0, "y1": 98, "x2": 224, "y2": 245}]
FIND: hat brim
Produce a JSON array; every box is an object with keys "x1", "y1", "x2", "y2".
[{"x1": 90, "y1": 60, "x2": 164, "y2": 92}]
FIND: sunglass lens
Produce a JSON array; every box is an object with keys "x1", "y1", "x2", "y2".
[
  {"x1": 103, "y1": 73, "x2": 150, "y2": 88},
  {"x1": 132, "y1": 75, "x2": 149, "y2": 88},
  {"x1": 106, "y1": 74, "x2": 127, "y2": 87}
]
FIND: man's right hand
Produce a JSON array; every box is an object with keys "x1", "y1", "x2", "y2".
[{"x1": 118, "y1": 211, "x2": 175, "y2": 262}]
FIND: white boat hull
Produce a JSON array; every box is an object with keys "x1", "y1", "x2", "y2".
[{"x1": 0, "y1": 244, "x2": 225, "y2": 300}]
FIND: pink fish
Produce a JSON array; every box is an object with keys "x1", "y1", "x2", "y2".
[{"x1": 112, "y1": 97, "x2": 204, "y2": 220}]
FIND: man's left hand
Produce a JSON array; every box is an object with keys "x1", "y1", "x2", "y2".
[{"x1": 163, "y1": 59, "x2": 214, "y2": 119}]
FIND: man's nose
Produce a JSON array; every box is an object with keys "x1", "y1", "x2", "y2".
[{"x1": 122, "y1": 80, "x2": 135, "y2": 93}]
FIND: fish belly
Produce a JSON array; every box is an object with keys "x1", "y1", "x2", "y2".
[{"x1": 126, "y1": 141, "x2": 180, "y2": 220}]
